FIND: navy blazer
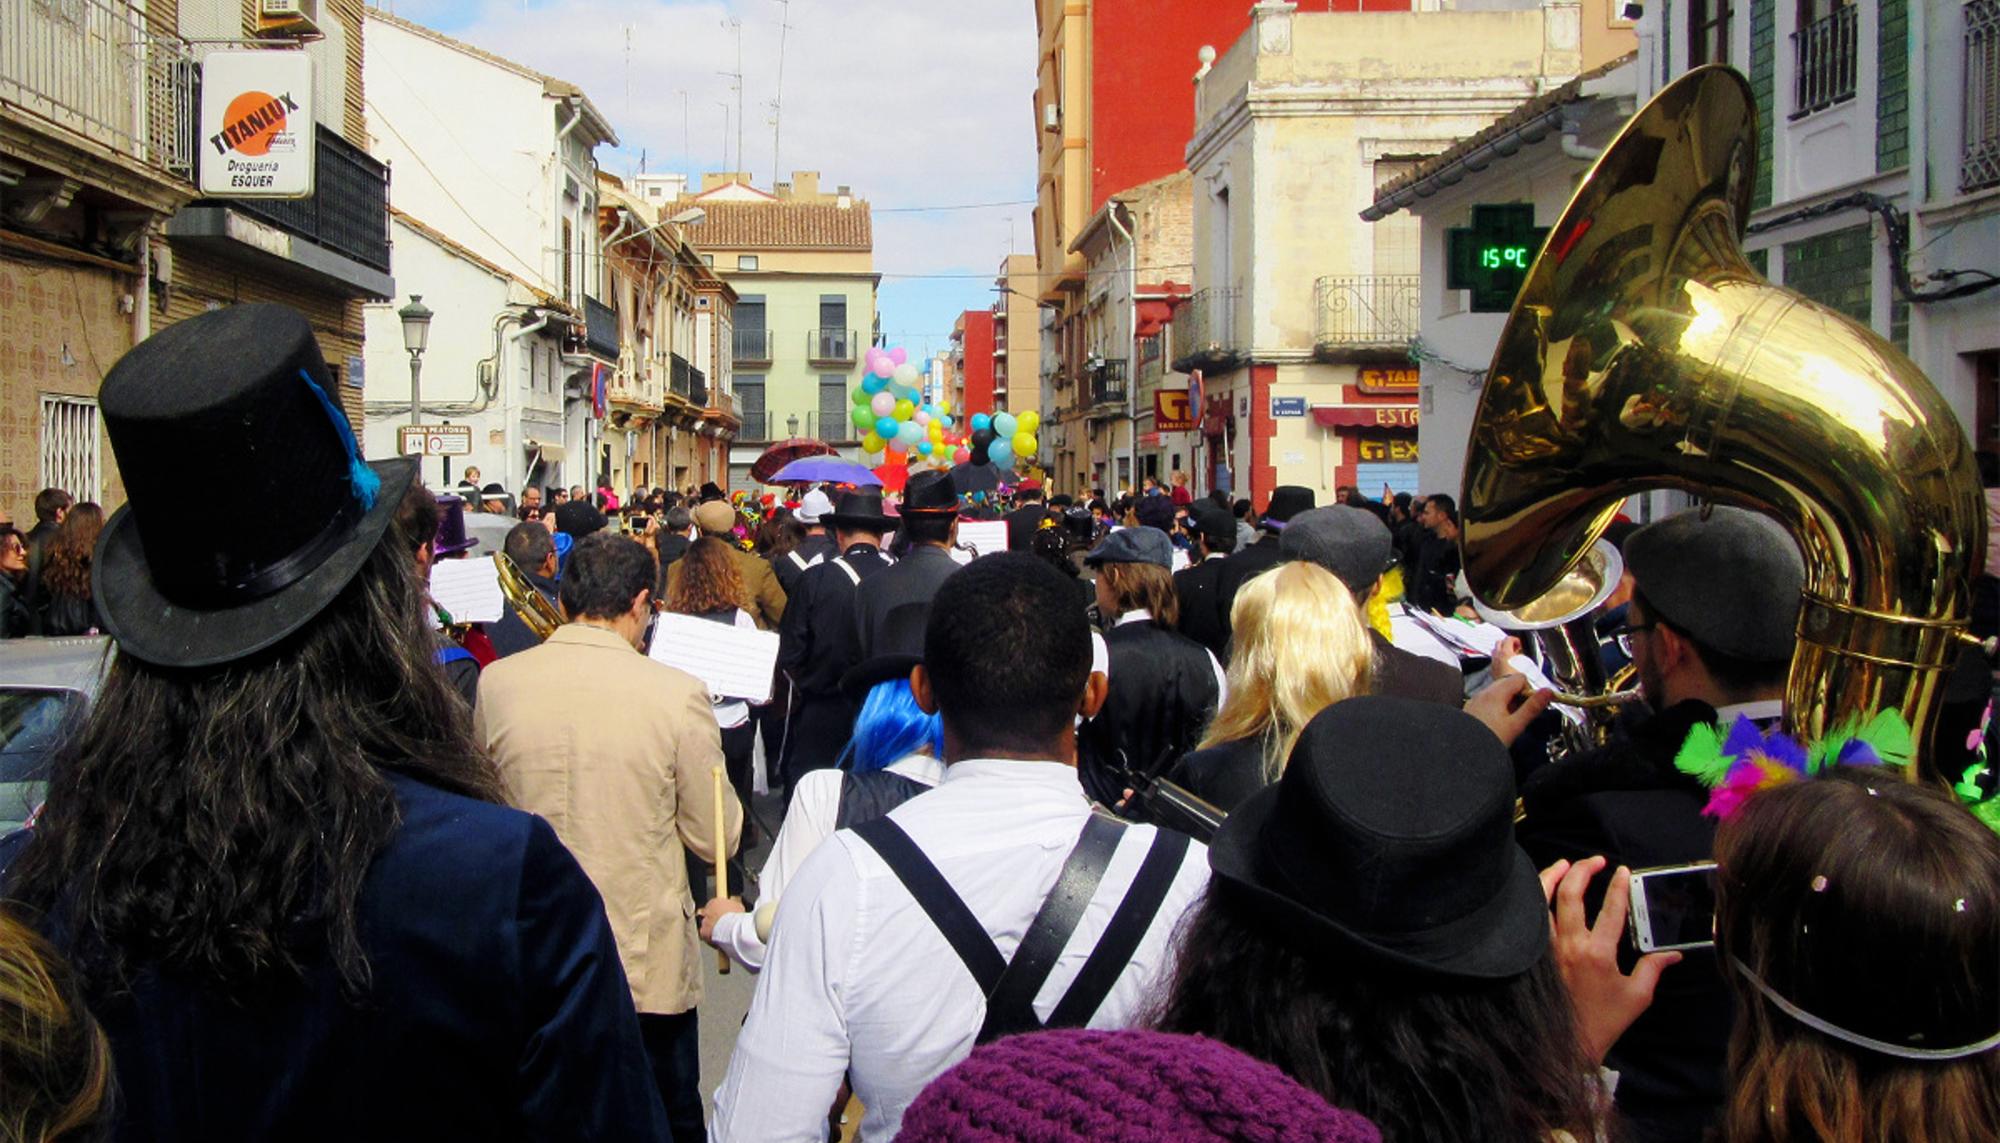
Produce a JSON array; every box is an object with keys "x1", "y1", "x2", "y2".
[{"x1": 9, "y1": 773, "x2": 669, "y2": 1142}]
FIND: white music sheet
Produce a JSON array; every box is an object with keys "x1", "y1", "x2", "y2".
[
  {"x1": 955, "y1": 519, "x2": 1010, "y2": 559},
  {"x1": 648, "y1": 612, "x2": 781, "y2": 703},
  {"x1": 428, "y1": 556, "x2": 505, "y2": 624}
]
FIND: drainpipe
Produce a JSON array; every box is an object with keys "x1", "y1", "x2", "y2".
[
  {"x1": 1560, "y1": 127, "x2": 1601, "y2": 162},
  {"x1": 1107, "y1": 200, "x2": 1139, "y2": 493},
  {"x1": 131, "y1": 221, "x2": 152, "y2": 345}
]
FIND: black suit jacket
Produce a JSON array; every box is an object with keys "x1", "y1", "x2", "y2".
[
  {"x1": 1003, "y1": 504, "x2": 1047, "y2": 554},
  {"x1": 1370, "y1": 632, "x2": 1464, "y2": 706},
  {"x1": 1517, "y1": 699, "x2": 1735, "y2": 1143},
  {"x1": 1212, "y1": 536, "x2": 1284, "y2": 648},
  {"x1": 1167, "y1": 735, "x2": 1266, "y2": 814},
  {"x1": 852, "y1": 544, "x2": 961, "y2": 658},
  {"x1": 1173, "y1": 555, "x2": 1231, "y2": 660}
]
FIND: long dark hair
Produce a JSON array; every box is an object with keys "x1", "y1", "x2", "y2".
[
  {"x1": 1715, "y1": 775, "x2": 2000, "y2": 1143},
  {"x1": 6, "y1": 534, "x2": 506, "y2": 999},
  {"x1": 1152, "y1": 887, "x2": 1605, "y2": 1143},
  {"x1": 40, "y1": 504, "x2": 104, "y2": 600}
]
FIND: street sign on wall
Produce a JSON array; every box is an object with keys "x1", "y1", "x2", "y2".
[
  {"x1": 398, "y1": 425, "x2": 472, "y2": 457},
  {"x1": 199, "y1": 51, "x2": 315, "y2": 198},
  {"x1": 1270, "y1": 396, "x2": 1308, "y2": 418}
]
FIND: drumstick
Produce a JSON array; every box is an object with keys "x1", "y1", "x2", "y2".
[{"x1": 711, "y1": 764, "x2": 731, "y2": 975}]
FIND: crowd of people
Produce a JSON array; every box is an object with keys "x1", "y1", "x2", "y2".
[{"x1": 0, "y1": 303, "x2": 1995, "y2": 1143}]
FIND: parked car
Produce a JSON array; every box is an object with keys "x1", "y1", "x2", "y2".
[{"x1": 0, "y1": 636, "x2": 111, "y2": 834}]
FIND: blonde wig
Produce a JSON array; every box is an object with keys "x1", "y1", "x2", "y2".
[{"x1": 1201, "y1": 561, "x2": 1373, "y2": 783}]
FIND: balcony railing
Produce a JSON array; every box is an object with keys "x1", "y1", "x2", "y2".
[
  {"x1": 1169, "y1": 286, "x2": 1246, "y2": 374},
  {"x1": 2, "y1": 0, "x2": 196, "y2": 179},
  {"x1": 813, "y1": 409, "x2": 849, "y2": 443},
  {"x1": 733, "y1": 327, "x2": 773, "y2": 363},
  {"x1": 205, "y1": 130, "x2": 391, "y2": 272},
  {"x1": 669, "y1": 354, "x2": 692, "y2": 400},
  {"x1": 1791, "y1": 4, "x2": 1858, "y2": 119},
  {"x1": 808, "y1": 328, "x2": 857, "y2": 364},
  {"x1": 689, "y1": 367, "x2": 708, "y2": 409},
  {"x1": 1088, "y1": 359, "x2": 1128, "y2": 410},
  {"x1": 1967, "y1": 0, "x2": 2000, "y2": 192},
  {"x1": 1313, "y1": 275, "x2": 1420, "y2": 357}
]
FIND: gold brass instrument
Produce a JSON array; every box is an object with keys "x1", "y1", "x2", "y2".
[
  {"x1": 493, "y1": 552, "x2": 562, "y2": 641},
  {"x1": 1472, "y1": 539, "x2": 1640, "y2": 758},
  {"x1": 1460, "y1": 65, "x2": 1984, "y2": 773}
]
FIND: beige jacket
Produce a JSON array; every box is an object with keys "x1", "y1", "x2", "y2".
[{"x1": 474, "y1": 623, "x2": 741, "y2": 1015}]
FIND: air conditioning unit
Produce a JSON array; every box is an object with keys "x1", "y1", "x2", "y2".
[
  {"x1": 256, "y1": 0, "x2": 323, "y2": 38},
  {"x1": 1042, "y1": 104, "x2": 1060, "y2": 133}
]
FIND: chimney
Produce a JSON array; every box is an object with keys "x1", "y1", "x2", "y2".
[{"x1": 791, "y1": 170, "x2": 820, "y2": 200}]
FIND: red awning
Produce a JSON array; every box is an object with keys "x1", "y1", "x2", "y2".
[{"x1": 1312, "y1": 405, "x2": 1420, "y2": 429}]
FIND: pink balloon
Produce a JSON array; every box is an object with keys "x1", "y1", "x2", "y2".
[
  {"x1": 870, "y1": 391, "x2": 897, "y2": 418},
  {"x1": 953, "y1": 447, "x2": 971, "y2": 464},
  {"x1": 871, "y1": 358, "x2": 896, "y2": 380},
  {"x1": 889, "y1": 347, "x2": 908, "y2": 366},
  {"x1": 912, "y1": 410, "x2": 930, "y2": 426}
]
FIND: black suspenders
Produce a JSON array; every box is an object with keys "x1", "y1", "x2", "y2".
[{"x1": 851, "y1": 813, "x2": 1192, "y2": 1044}]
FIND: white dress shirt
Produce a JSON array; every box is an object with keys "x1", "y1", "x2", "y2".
[
  {"x1": 1113, "y1": 609, "x2": 1229, "y2": 703},
  {"x1": 711, "y1": 753, "x2": 945, "y2": 971},
  {"x1": 1713, "y1": 698, "x2": 1785, "y2": 725},
  {"x1": 710, "y1": 757, "x2": 1210, "y2": 1141}
]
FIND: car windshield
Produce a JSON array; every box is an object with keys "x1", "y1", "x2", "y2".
[{"x1": 0, "y1": 688, "x2": 81, "y2": 833}]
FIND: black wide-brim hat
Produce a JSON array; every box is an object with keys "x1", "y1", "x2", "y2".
[
  {"x1": 900, "y1": 468, "x2": 961, "y2": 516},
  {"x1": 94, "y1": 304, "x2": 417, "y2": 668},
  {"x1": 1208, "y1": 695, "x2": 1549, "y2": 980},
  {"x1": 840, "y1": 600, "x2": 930, "y2": 703},
  {"x1": 824, "y1": 489, "x2": 896, "y2": 532}
]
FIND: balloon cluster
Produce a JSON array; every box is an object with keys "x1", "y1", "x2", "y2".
[{"x1": 852, "y1": 345, "x2": 1041, "y2": 469}]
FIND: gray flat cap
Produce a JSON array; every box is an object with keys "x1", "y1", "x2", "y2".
[
  {"x1": 1624, "y1": 506, "x2": 1803, "y2": 662},
  {"x1": 1280, "y1": 506, "x2": 1393, "y2": 596},
  {"x1": 1085, "y1": 525, "x2": 1174, "y2": 569}
]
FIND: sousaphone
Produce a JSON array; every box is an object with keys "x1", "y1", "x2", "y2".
[{"x1": 1460, "y1": 65, "x2": 1984, "y2": 772}]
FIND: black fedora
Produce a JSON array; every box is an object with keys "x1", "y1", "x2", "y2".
[
  {"x1": 823, "y1": 489, "x2": 896, "y2": 533},
  {"x1": 1262, "y1": 485, "x2": 1316, "y2": 527},
  {"x1": 1208, "y1": 696, "x2": 1548, "y2": 979},
  {"x1": 840, "y1": 600, "x2": 929, "y2": 703},
  {"x1": 900, "y1": 468, "x2": 961, "y2": 516},
  {"x1": 93, "y1": 304, "x2": 417, "y2": 668}
]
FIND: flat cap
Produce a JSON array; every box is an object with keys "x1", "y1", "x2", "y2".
[
  {"x1": 1280, "y1": 506, "x2": 1394, "y2": 597},
  {"x1": 1084, "y1": 526, "x2": 1174, "y2": 569},
  {"x1": 692, "y1": 499, "x2": 737, "y2": 535},
  {"x1": 1624, "y1": 506, "x2": 1802, "y2": 662}
]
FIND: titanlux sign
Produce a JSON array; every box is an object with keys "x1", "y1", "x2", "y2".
[{"x1": 198, "y1": 51, "x2": 315, "y2": 199}]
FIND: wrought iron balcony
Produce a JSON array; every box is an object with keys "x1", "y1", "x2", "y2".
[
  {"x1": 733, "y1": 327, "x2": 773, "y2": 364},
  {"x1": 669, "y1": 353, "x2": 692, "y2": 400},
  {"x1": 1169, "y1": 286, "x2": 1246, "y2": 374},
  {"x1": 205, "y1": 129, "x2": 392, "y2": 273},
  {"x1": 1966, "y1": 0, "x2": 2000, "y2": 192},
  {"x1": 808, "y1": 328, "x2": 857, "y2": 364},
  {"x1": 1791, "y1": 4, "x2": 1858, "y2": 119},
  {"x1": 689, "y1": 366, "x2": 708, "y2": 409},
  {"x1": 2, "y1": 0, "x2": 196, "y2": 180},
  {"x1": 1313, "y1": 275, "x2": 1420, "y2": 360},
  {"x1": 1087, "y1": 358, "x2": 1128, "y2": 411}
]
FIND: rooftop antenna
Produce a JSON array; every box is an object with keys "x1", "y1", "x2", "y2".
[
  {"x1": 719, "y1": 16, "x2": 744, "y2": 177},
  {"x1": 769, "y1": 0, "x2": 793, "y2": 186},
  {"x1": 679, "y1": 89, "x2": 691, "y2": 177},
  {"x1": 717, "y1": 101, "x2": 731, "y2": 173},
  {"x1": 623, "y1": 24, "x2": 633, "y2": 122}
]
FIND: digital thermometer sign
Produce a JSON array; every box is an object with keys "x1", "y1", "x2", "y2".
[{"x1": 1447, "y1": 204, "x2": 1548, "y2": 313}]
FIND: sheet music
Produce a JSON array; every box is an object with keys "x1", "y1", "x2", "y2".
[
  {"x1": 648, "y1": 613, "x2": 780, "y2": 703},
  {"x1": 428, "y1": 556, "x2": 505, "y2": 624},
  {"x1": 1507, "y1": 653, "x2": 1585, "y2": 726},
  {"x1": 956, "y1": 520, "x2": 1009, "y2": 559},
  {"x1": 1403, "y1": 608, "x2": 1507, "y2": 658}
]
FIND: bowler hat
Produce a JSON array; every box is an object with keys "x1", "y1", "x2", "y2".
[
  {"x1": 1623, "y1": 506, "x2": 1803, "y2": 662},
  {"x1": 1084, "y1": 526, "x2": 1174, "y2": 569},
  {"x1": 841, "y1": 601, "x2": 929, "y2": 702},
  {"x1": 1208, "y1": 696, "x2": 1549, "y2": 979},
  {"x1": 698, "y1": 481, "x2": 728, "y2": 503},
  {"x1": 824, "y1": 489, "x2": 896, "y2": 532},
  {"x1": 1262, "y1": 486, "x2": 1317, "y2": 527},
  {"x1": 1189, "y1": 503, "x2": 1235, "y2": 550},
  {"x1": 432, "y1": 494, "x2": 478, "y2": 556},
  {"x1": 553, "y1": 499, "x2": 608, "y2": 539},
  {"x1": 901, "y1": 469, "x2": 961, "y2": 516},
  {"x1": 92, "y1": 303, "x2": 417, "y2": 668},
  {"x1": 1280, "y1": 507, "x2": 1394, "y2": 597}
]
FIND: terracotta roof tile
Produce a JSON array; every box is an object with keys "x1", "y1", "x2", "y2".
[{"x1": 680, "y1": 200, "x2": 872, "y2": 252}]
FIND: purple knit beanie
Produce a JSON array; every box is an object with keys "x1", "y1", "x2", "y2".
[{"x1": 896, "y1": 1028, "x2": 1381, "y2": 1143}]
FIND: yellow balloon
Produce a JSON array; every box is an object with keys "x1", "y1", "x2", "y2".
[
  {"x1": 1016, "y1": 410, "x2": 1040, "y2": 433},
  {"x1": 1013, "y1": 431, "x2": 1039, "y2": 458},
  {"x1": 936, "y1": 398, "x2": 952, "y2": 415},
  {"x1": 862, "y1": 432, "x2": 885, "y2": 454},
  {"x1": 929, "y1": 420, "x2": 945, "y2": 441},
  {"x1": 893, "y1": 399, "x2": 915, "y2": 421}
]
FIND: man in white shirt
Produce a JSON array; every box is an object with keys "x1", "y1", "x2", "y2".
[{"x1": 711, "y1": 553, "x2": 1210, "y2": 1142}]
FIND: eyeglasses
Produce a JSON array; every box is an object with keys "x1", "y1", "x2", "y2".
[{"x1": 1608, "y1": 621, "x2": 1657, "y2": 658}]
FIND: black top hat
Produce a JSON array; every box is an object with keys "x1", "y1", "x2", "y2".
[
  {"x1": 841, "y1": 601, "x2": 929, "y2": 703},
  {"x1": 1262, "y1": 486, "x2": 1317, "y2": 527},
  {"x1": 900, "y1": 469, "x2": 961, "y2": 516},
  {"x1": 1208, "y1": 696, "x2": 1549, "y2": 980},
  {"x1": 432, "y1": 494, "x2": 478, "y2": 556},
  {"x1": 824, "y1": 489, "x2": 896, "y2": 533},
  {"x1": 698, "y1": 482, "x2": 728, "y2": 503},
  {"x1": 93, "y1": 304, "x2": 417, "y2": 668}
]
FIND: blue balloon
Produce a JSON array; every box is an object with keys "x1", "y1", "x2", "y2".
[
  {"x1": 992, "y1": 412, "x2": 1018, "y2": 438},
  {"x1": 862, "y1": 374, "x2": 888, "y2": 395},
  {"x1": 917, "y1": 439, "x2": 934, "y2": 456},
  {"x1": 971, "y1": 413, "x2": 992, "y2": 432},
  {"x1": 941, "y1": 414, "x2": 955, "y2": 430},
  {"x1": 988, "y1": 438, "x2": 1014, "y2": 468}
]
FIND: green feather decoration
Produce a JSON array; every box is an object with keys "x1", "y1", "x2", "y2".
[
  {"x1": 1804, "y1": 707, "x2": 1913, "y2": 774},
  {"x1": 1673, "y1": 719, "x2": 1735, "y2": 786}
]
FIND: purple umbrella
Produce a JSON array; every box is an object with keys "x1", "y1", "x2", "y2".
[{"x1": 767, "y1": 455, "x2": 882, "y2": 487}]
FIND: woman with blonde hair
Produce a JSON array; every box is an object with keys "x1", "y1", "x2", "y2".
[
  {"x1": 0, "y1": 907, "x2": 111, "y2": 1142},
  {"x1": 1169, "y1": 561, "x2": 1373, "y2": 810}
]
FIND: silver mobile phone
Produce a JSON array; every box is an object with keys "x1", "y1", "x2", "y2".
[{"x1": 1627, "y1": 861, "x2": 1718, "y2": 953}]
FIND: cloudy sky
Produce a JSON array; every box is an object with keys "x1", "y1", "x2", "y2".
[{"x1": 374, "y1": 0, "x2": 1038, "y2": 361}]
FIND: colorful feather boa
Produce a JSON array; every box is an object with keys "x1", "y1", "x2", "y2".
[{"x1": 1672, "y1": 709, "x2": 1912, "y2": 820}]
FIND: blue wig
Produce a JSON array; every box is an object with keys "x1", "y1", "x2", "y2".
[{"x1": 840, "y1": 678, "x2": 945, "y2": 774}]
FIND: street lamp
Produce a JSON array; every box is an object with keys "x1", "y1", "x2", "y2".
[
  {"x1": 787, "y1": 414, "x2": 800, "y2": 438},
  {"x1": 399, "y1": 294, "x2": 434, "y2": 429}
]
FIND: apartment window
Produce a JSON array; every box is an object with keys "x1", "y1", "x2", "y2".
[
  {"x1": 1968, "y1": 0, "x2": 2000, "y2": 192},
  {"x1": 561, "y1": 220, "x2": 574, "y2": 302},
  {"x1": 819, "y1": 377, "x2": 849, "y2": 441},
  {"x1": 737, "y1": 255, "x2": 760, "y2": 271},
  {"x1": 1689, "y1": 0, "x2": 1733, "y2": 67},
  {"x1": 39, "y1": 396, "x2": 101, "y2": 504},
  {"x1": 819, "y1": 295, "x2": 847, "y2": 330},
  {"x1": 738, "y1": 377, "x2": 766, "y2": 439},
  {"x1": 1792, "y1": 0, "x2": 1858, "y2": 118}
]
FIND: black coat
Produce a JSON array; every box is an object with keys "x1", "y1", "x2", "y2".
[
  {"x1": 1173, "y1": 555, "x2": 1231, "y2": 661},
  {"x1": 1167, "y1": 735, "x2": 1266, "y2": 814},
  {"x1": 1370, "y1": 632, "x2": 1464, "y2": 706},
  {"x1": 1517, "y1": 699, "x2": 1737, "y2": 1143},
  {"x1": 778, "y1": 546, "x2": 894, "y2": 783},
  {"x1": 852, "y1": 544, "x2": 960, "y2": 658},
  {"x1": 1079, "y1": 620, "x2": 1220, "y2": 806},
  {"x1": 772, "y1": 532, "x2": 839, "y2": 597},
  {"x1": 1003, "y1": 503, "x2": 1048, "y2": 554},
  {"x1": 1411, "y1": 531, "x2": 1461, "y2": 614},
  {"x1": 1212, "y1": 535, "x2": 1284, "y2": 647}
]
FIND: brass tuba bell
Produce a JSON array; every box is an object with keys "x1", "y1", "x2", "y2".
[
  {"x1": 1459, "y1": 65, "x2": 1984, "y2": 773},
  {"x1": 1472, "y1": 538, "x2": 1638, "y2": 758},
  {"x1": 494, "y1": 551, "x2": 562, "y2": 642}
]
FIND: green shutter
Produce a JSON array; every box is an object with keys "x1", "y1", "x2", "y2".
[
  {"x1": 1750, "y1": 0, "x2": 1776, "y2": 208},
  {"x1": 1877, "y1": 0, "x2": 1909, "y2": 171},
  {"x1": 1783, "y1": 225, "x2": 1874, "y2": 327}
]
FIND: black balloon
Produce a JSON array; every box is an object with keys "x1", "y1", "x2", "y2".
[{"x1": 970, "y1": 427, "x2": 995, "y2": 466}]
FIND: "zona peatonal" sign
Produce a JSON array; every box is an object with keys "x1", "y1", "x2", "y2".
[{"x1": 199, "y1": 51, "x2": 315, "y2": 199}]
